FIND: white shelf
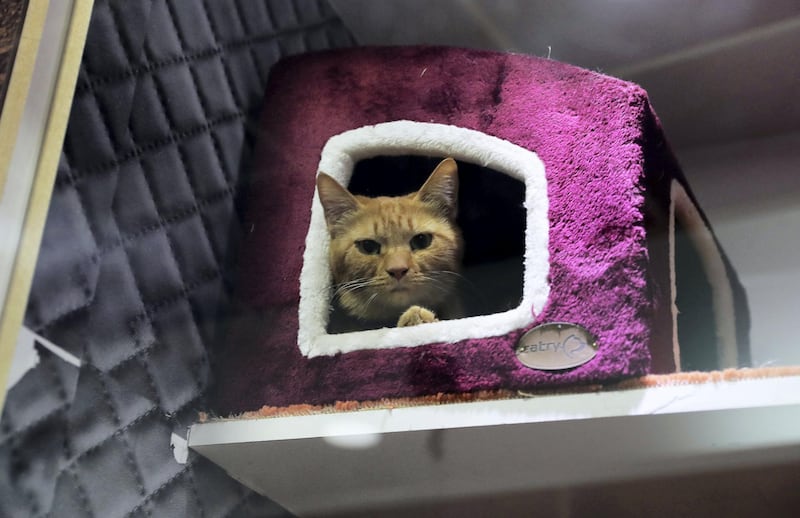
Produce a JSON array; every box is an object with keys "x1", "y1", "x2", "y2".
[{"x1": 189, "y1": 375, "x2": 800, "y2": 516}]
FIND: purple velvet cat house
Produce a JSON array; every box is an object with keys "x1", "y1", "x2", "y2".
[{"x1": 211, "y1": 47, "x2": 749, "y2": 414}]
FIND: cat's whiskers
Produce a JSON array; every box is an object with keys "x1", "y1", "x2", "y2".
[
  {"x1": 432, "y1": 269, "x2": 488, "y2": 312},
  {"x1": 416, "y1": 272, "x2": 459, "y2": 292},
  {"x1": 417, "y1": 279, "x2": 452, "y2": 295},
  {"x1": 332, "y1": 277, "x2": 385, "y2": 299},
  {"x1": 362, "y1": 292, "x2": 380, "y2": 313},
  {"x1": 432, "y1": 270, "x2": 469, "y2": 282}
]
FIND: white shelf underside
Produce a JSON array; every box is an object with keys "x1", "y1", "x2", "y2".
[{"x1": 190, "y1": 375, "x2": 800, "y2": 516}]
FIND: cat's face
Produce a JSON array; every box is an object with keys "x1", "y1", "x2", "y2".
[{"x1": 317, "y1": 158, "x2": 463, "y2": 322}]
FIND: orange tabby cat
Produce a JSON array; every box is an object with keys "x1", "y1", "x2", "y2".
[{"x1": 317, "y1": 158, "x2": 463, "y2": 330}]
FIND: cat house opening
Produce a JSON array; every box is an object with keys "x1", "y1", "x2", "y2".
[
  {"x1": 297, "y1": 121, "x2": 550, "y2": 357},
  {"x1": 338, "y1": 155, "x2": 527, "y2": 329}
]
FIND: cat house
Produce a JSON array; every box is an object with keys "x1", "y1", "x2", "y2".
[{"x1": 210, "y1": 47, "x2": 749, "y2": 413}]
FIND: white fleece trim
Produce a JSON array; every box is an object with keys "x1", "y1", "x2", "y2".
[
  {"x1": 298, "y1": 121, "x2": 550, "y2": 357},
  {"x1": 671, "y1": 181, "x2": 739, "y2": 368}
]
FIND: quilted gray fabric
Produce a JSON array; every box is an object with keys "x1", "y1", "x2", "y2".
[{"x1": 1, "y1": 1, "x2": 353, "y2": 516}]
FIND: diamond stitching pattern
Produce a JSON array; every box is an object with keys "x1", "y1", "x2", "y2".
[{"x1": 1, "y1": 0, "x2": 354, "y2": 516}]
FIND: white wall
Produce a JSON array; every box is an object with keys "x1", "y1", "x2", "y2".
[{"x1": 678, "y1": 133, "x2": 800, "y2": 366}]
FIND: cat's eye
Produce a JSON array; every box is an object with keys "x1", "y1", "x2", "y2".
[
  {"x1": 355, "y1": 239, "x2": 381, "y2": 255},
  {"x1": 410, "y1": 233, "x2": 433, "y2": 251}
]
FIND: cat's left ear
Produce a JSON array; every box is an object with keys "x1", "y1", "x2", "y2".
[
  {"x1": 417, "y1": 157, "x2": 458, "y2": 219},
  {"x1": 317, "y1": 172, "x2": 360, "y2": 228}
]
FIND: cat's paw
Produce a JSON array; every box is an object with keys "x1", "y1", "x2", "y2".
[{"x1": 397, "y1": 305, "x2": 438, "y2": 327}]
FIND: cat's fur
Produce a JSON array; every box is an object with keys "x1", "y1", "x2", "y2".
[{"x1": 317, "y1": 158, "x2": 463, "y2": 331}]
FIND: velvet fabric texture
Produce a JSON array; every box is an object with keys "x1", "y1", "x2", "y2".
[{"x1": 211, "y1": 47, "x2": 745, "y2": 412}]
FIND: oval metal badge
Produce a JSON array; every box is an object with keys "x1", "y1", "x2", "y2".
[{"x1": 515, "y1": 323, "x2": 598, "y2": 371}]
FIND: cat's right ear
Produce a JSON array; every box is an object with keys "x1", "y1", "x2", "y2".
[
  {"x1": 417, "y1": 157, "x2": 459, "y2": 219},
  {"x1": 317, "y1": 173, "x2": 359, "y2": 227}
]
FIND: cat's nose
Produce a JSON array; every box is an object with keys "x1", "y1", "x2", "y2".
[{"x1": 387, "y1": 267, "x2": 409, "y2": 280}]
